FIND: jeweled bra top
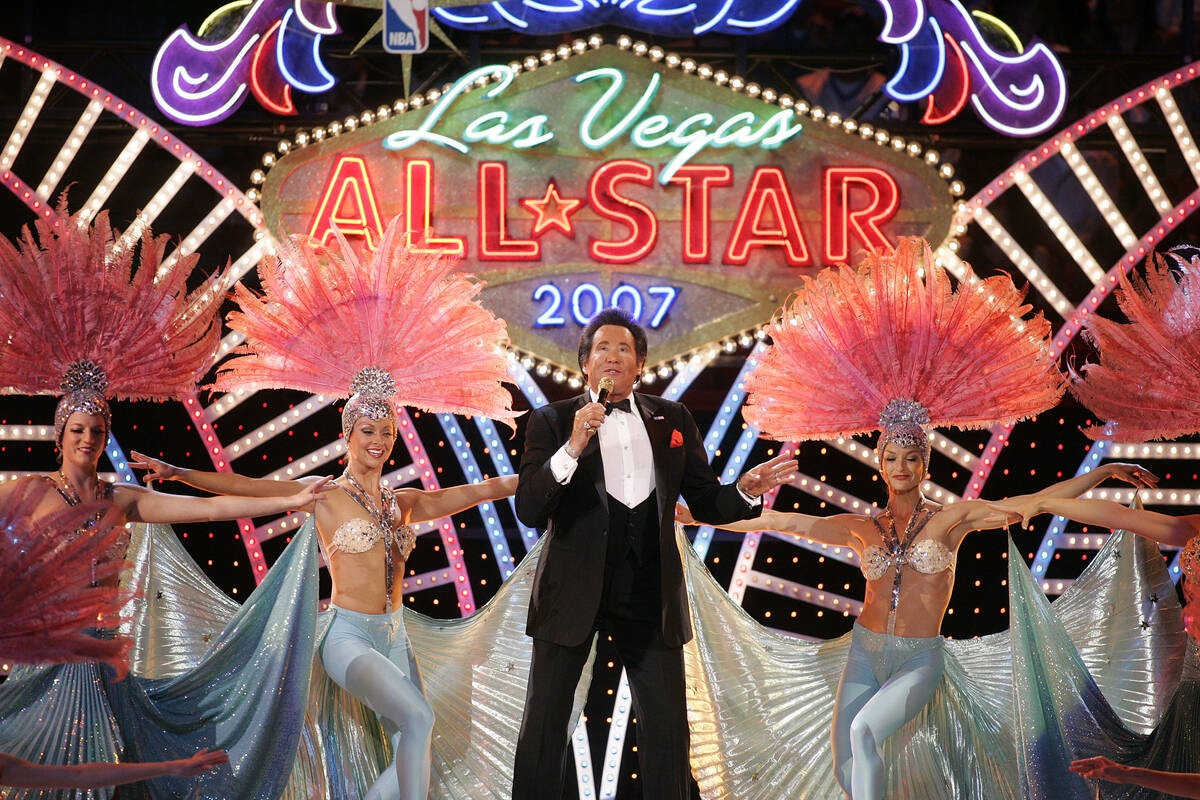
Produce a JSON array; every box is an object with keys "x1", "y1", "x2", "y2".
[
  {"x1": 43, "y1": 473, "x2": 127, "y2": 568},
  {"x1": 1182, "y1": 535, "x2": 1200, "y2": 587},
  {"x1": 861, "y1": 538, "x2": 954, "y2": 581},
  {"x1": 330, "y1": 473, "x2": 417, "y2": 615},
  {"x1": 863, "y1": 500, "x2": 951, "y2": 635},
  {"x1": 328, "y1": 515, "x2": 417, "y2": 561}
]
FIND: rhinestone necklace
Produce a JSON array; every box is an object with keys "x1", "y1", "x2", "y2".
[
  {"x1": 51, "y1": 470, "x2": 114, "y2": 585},
  {"x1": 878, "y1": 499, "x2": 938, "y2": 635},
  {"x1": 339, "y1": 469, "x2": 398, "y2": 613}
]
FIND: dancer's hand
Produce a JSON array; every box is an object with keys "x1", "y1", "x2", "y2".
[
  {"x1": 292, "y1": 476, "x2": 335, "y2": 509},
  {"x1": 1103, "y1": 463, "x2": 1159, "y2": 489},
  {"x1": 1070, "y1": 756, "x2": 1131, "y2": 785},
  {"x1": 129, "y1": 451, "x2": 183, "y2": 485},
  {"x1": 675, "y1": 502, "x2": 697, "y2": 526},
  {"x1": 168, "y1": 749, "x2": 229, "y2": 777},
  {"x1": 737, "y1": 453, "x2": 798, "y2": 498},
  {"x1": 985, "y1": 497, "x2": 1043, "y2": 529}
]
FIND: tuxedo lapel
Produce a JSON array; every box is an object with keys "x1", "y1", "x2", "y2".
[
  {"x1": 637, "y1": 393, "x2": 674, "y2": 520},
  {"x1": 573, "y1": 393, "x2": 608, "y2": 513}
]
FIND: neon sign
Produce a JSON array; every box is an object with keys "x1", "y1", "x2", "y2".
[
  {"x1": 382, "y1": 65, "x2": 804, "y2": 184},
  {"x1": 533, "y1": 283, "x2": 679, "y2": 329},
  {"x1": 152, "y1": 0, "x2": 338, "y2": 126},
  {"x1": 877, "y1": 0, "x2": 1068, "y2": 136},
  {"x1": 258, "y1": 43, "x2": 957, "y2": 372},
  {"x1": 430, "y1": 0, "x2": 803, "y2": 36}
]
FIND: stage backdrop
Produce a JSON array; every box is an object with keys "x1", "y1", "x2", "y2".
[{"x1": 257, "y1": 41, "x2": 959, "y2": 376}]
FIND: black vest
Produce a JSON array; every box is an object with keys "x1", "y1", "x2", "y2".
[{"x1": 605, "y1": 491, "x2": 659, "y2": 566}]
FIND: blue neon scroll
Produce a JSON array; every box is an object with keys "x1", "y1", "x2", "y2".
[{"x1": 432, "y1": 0, "x2": 803, "y2": 36}]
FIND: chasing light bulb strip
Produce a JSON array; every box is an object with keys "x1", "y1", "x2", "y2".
[
  {"x1": 79, "y1": 128, "x2": 151, "y2": 227},
  {"x1": 0, "y1": 68, "x2": 54, "y2": 172},
  {"x1": 970, "y1": 206, "x2": 1073, "y2": 316},
  {"x1": 1108, "y1": 113, "x2": 1173, "y2": 214},
  {"x1": 115, "y1": 159, "x2": 197, "y2": 253},
  {"x1": 692, "y1": 344, "x2": 767, "y2": 559},
  {"x1": 473, "y1": 416, "x2": 540, "y2": 548},
  {"x1": 1059, "y1": 142, "x2": 1138, "y2": 250},
  {"x1": 438, "y1": 413, "x2": 517, "y2": 577},
  {"x1": 36, "y1": 99, "x2": 103, "y2": 201},
  {"x1": 1011, "y1": 168, "x2": 1105, "y2": 283}
]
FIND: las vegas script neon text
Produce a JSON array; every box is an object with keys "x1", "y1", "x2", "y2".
[{"x1": 383, "y1": 64, "x2": 805, "y2": 183}]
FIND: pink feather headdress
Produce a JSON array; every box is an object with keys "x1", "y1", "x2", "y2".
[
  {"x1": 1071, "y1": 250, "x2": 1200, "y2": 442},
  {"x1": 213, "y1": 216, "x2": 518, "y2": 432},
  {"x1": 0, "y1": 481, "x2": 131, "y2": 677},
  {"x1": 742, "y1": 238, "x2": 1065, "y2": 459},
  {"x1": 0, "y1": 202, "x2": 226, "y2": 440}
]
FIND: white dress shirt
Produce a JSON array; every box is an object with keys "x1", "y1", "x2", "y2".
[
  {"x1": 550, "y1": 391, "x2": 654, "y2": 508},
  {"x1": 549, "y1": 391, "x2": 760, "y2": 509}
]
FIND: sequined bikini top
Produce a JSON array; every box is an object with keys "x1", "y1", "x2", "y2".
[
  {"x1": 42, "y1": 473, "x2": 127, "y2": 567},
  {"x1": 861, "y1": 537, "x2": 954, "y2": 581},
  {"x1": 330, "y1": 473, "x2": 417, "y2": 615},
  {"x1": 1181, "y1": 535, "x2": 1200, "y2": 586},
  {"x1": 864, "y1": 500, "x2": 950, "y2": 635},
  {"x1": 329, "y1": 516, "x2": 417, "y2": 561}
]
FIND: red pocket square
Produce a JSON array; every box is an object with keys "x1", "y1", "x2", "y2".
[{"x1": 669, "y1": 429, "x2": 684, "y2": 448}]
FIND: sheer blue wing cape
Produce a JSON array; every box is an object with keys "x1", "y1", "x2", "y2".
[
  {"x1": 282, "y1": 536, "x2": 597, "y2": 800},
  {"x1": 4, "y1": 515, "x2": 1193, "y2": 800},
  {"x1": 0, "y1": 521, "x2": 319, "y2": 800},
  {"x1": 680, "y1": 526, "x2": 1193, "y2": 800}
]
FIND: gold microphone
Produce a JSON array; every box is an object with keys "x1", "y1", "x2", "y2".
[{"x1": 597, "y1": 376, "x2": 615, "y2": 404}]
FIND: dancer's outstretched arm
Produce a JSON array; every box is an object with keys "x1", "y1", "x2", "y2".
[
  {"x1": 0, "y1": 749, "x2": 227, "y2": 788},
  {"x1": 134, "y1": 451, "x2": 518, "y2": 523},
  {"x1": 1029, "y1": 462, "x2": 1157, "y2": 498},
  {"x1": 113, "y1": 478, "x2": 333, "y2": 524},
  {"x1": 986, "y1": 495, "x2": 1200, "y2": 548},
  {"x1": 933, "y1": 462, "x2": 1158, "y2": 541},
  {"x1": 676, "y1": 503, "x2": 859, "y2": 550},
  {"x1": 1071, "y1": 757, "x2": 1200, "y2": 798},
  {"x1": 130, "y1": 451, "x2": 310, "y2": 497},
  {"x1": 400, "y1": 476, "x2": 518, "y2": 523}
]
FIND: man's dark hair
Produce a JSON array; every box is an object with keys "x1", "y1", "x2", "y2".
[{"x1": 577, "y1": 308, "x2": 648, "y2": 370}]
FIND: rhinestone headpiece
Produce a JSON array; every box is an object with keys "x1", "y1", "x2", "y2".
[
  {"x1": 54, "y1": 360, "x2": 112, "y2": 444},
  {"x1": 342, "y1": 367, "x2": 399, "y2": 437},
  {"x1": 876, "y1": 398, "x2": 931, "y2": 469}
]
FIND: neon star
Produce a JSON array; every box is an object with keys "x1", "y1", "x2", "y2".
[{"x1": 521, "y1": 181, "x2": 583, "y2": 237}]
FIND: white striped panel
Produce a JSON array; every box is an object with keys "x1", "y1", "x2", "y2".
[
  {"x1": 79, "y1": 128, "x2": 151, "y2": 225},
  {"x1": 1108, "y1": 113, "x2": 1173, "y2": 213},
  {"x1": 0, "y1": 69, "x2": 55, "y2": 171},
  {"x1": 972, "y1": 206, "x2": 1073, "y2": 315},
  {"x1": 1059, "y1": 142, "x2": 1138, "y2": 249},
  {"x1": 37, "y1": 99, "x2": 103, "y2": 200}
]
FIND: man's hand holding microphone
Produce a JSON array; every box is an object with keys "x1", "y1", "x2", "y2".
[{"x1": 565, "y1": 376, "x2": 614, "y2": 459}]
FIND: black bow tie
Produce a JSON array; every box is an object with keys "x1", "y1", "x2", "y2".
[{"x1": 606, "y1": 397, "x2": 632, "y2": 415}]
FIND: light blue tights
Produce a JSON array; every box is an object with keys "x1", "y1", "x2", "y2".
[
  {"x1": 832, "y1": 623, "x2": 945, "y2": 800},
  {"x1": 322, "y1": 605, "x2": 435, "y2": 800}
]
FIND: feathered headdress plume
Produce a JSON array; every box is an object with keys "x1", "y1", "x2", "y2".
[
  {"x1": 213, "y1": 216, "x2": 518, "y2": 431},
  {"x1": 742, "y1": 238, "x2": 1065, "y2": 454},
  {"x1": 1071, "y1": 250, "x2": 1200, "y2": 442},
  {"x1": 0, "y1": 201, "x2": 226, "y2": 439},
  {"x1": 0, "y1": 481, "x2": 130, "y2": 677}
]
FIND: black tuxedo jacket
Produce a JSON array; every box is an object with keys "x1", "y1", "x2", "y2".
[{"x1": 515, "y1": 391, "x2": 758, "y2": 648}]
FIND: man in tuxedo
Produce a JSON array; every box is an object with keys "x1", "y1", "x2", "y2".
[{"x1": 513, "y1": 308, "x2": 797, "y2": 799}]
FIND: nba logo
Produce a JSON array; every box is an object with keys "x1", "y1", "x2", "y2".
[{"x1": 384, "y1": 0, "x2": 429, "y2": 54}]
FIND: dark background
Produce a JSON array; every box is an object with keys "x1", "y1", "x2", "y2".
[{"x1": 1, "y1": 2, "x2": 1198, "y2": 795}]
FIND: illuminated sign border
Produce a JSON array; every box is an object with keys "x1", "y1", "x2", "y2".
[{"x1": 248, "y1": 34, "x2": 963, "y2": 381}]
